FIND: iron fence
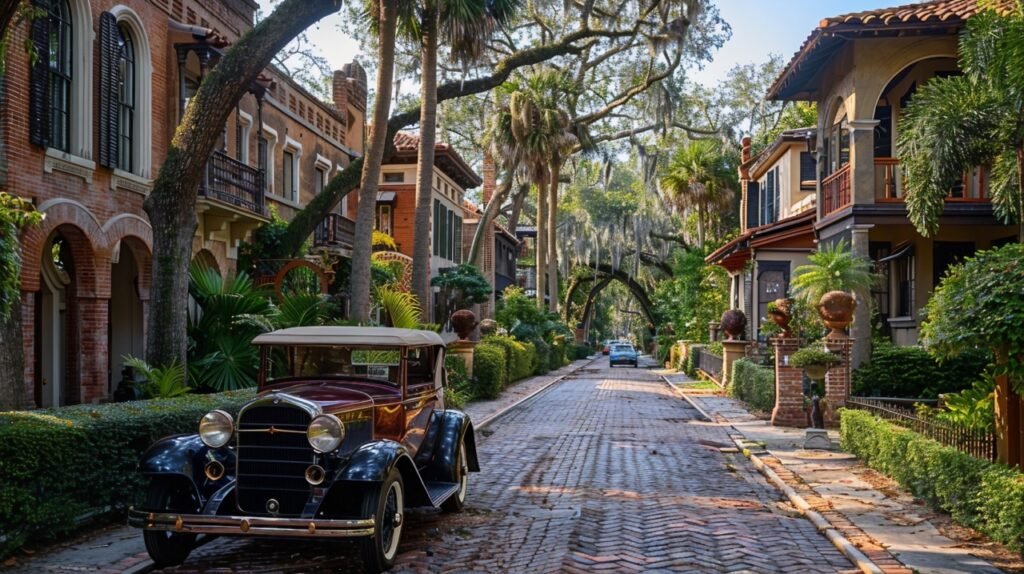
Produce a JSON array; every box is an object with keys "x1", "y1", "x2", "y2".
[
  {"x1": 695, "y1": 348, "x2": 724, "y2": 385},
  {"x1": 844, "y1": 397, "x2": 995, "y2": 462}
]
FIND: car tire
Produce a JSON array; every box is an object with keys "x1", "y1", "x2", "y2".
[
  {"x1": 441, "y1": 439, "x2": 469, "y2": 513},
  {"x1": 360, "y1": 468, "x2": 405, "y2": 573},
  {"x1": 142, "y1": 480, "x2": 198, "y2": 568}
]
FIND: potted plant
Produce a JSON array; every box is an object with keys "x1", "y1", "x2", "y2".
[
  {"x1": 791, "y1": 239, "x2": 878, "y2": 336},
  {"x1": 431, "y1": 263, "x2": 493, "y2": 337},
  {"x1": 790, "y1": 346, "x2": 841, "y2": 381},
  {"x1": 767, "y1": 298, "x2": 793, "y2": 336}
]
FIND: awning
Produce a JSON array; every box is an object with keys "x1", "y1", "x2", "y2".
[
  {"x1": 877, "y1": 240, "x2": 914, "y2": 263},
  {"x1": 377, "y1": 191, "x2": 396, "y2": 203}
]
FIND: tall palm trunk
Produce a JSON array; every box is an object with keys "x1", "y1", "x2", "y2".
[
  {"x1": 411, "y1": 7, "x2": 439, "y2": 319},
  {"x1": 695, "y1": 198, "x2": 706, "y2": 250},
  {"x1": 350, "y1": 0, "x2": 399, "y2": 323},
  {"x1": 507, "y1": 182, "x2": 528, "y2": 232},
  {"x1": 535, "y1": 176, "x2": 547, "y2": 310},
  {"x1": 547, "y1": 159, "x2": 561, "y2": 312},
  {"x1": 468, "y1": 175, "x2": 513, "y2": 267},
  {"x1": 1017, "y1": 147, "x2": 1024, "y2": 243}
]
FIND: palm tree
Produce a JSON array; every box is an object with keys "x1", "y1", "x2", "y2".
[
  {"x1": 659, "y1": 140, "x2": 734, "y2": 249},
  {"x1": 897, "y1": 5, "x2": 1024, "y2": 242},
  {"x1": 350, "y1": 0, "x2": 400, "y2": 324},
  {"x1": 407, "y1": 0, "x2": 519, "y2": 320},
  {"x1": 486, "y1": 69, "x2": 577, "y2": 309}
]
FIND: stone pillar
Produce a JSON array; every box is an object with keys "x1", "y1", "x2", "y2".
[
  {"x1": 848, "y1": 119, "x2": 878, "y2": 205},
  {"x1": 721, "y1": 340, "x2": 746, "y2": 388},
  {"x1": 850, "y1": 224, "x2": 873, "y2": 367},
  {"x1": 708, "y1": 321, "x2": 720, "y2": 343},
  {"x1": 78, "y1": 296, "x2": 111, "y2": 404},
  {"x1": 772, "y1": 337, "x2": 806, "y2": 427},
  {"x1": 824, "y1": 336, "x2": 853, "y2": 427},
  {"x1": 448, "y1": 340, "x2": 476, "y2": 379}
]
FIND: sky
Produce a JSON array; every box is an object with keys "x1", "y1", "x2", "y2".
[{"x1": 259, "y1": 0, "x2": 904, "y2": 90}]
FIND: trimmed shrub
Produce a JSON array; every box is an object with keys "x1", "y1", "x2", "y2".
[
  {"x1": 444, "y1": 355, "x2": 471, "y2": 410},
  {"x1": 0, "y1": 389, "x2": 257, "y2": 559},
  {"x1": 852, "y1": 344, "x2": 991, "y2": 398},
  {"x1": 482, "y1": 334, "x2": 535, "y2": 383},
  {"x1": 549, "y1": 339, "x2": 568, "y2": 371},
  {"x1": 532, "y1": 339, "x2": 551, "y2": 375},
  {"x1": 729, "y1": 359, "x2": 775, "y2": 413},
  {"x1": 840, "y1": 409, "x2": 1024, "y2": 551},
  {"x1": 472, "y1": 343, "x2": 507, "y2": 399},
  {"x1": 571, "y1": 344, "x2": 592, "y2": 360},
  {"x1": 683, "y1": 343, "x2": 704, "y2": 377}
]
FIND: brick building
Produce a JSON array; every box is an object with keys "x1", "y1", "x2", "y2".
[{"x1": 4, "y1": 0, "x2": 366, "y2": 407}]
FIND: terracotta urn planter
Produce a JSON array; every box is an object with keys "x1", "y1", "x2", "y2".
[
  {"x1": 720, "y1": 310, "x2": 747, "y2": 340},
  {"x1": 479, "y1": 318, "x2": 498, "y2": 336},
  {"x1": 817, "y1": 290, "x2": 856, "y2": 337},
  {"x1": 450, "y1": 309, "x2": 478, "y2": 340},
  {"x1": 768, "y1": 298, "x2": 793, "y2": 337}
]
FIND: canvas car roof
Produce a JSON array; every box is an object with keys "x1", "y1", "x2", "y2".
[{"x1": 252, "y1": 326, "x2": 446, "y2": 347}]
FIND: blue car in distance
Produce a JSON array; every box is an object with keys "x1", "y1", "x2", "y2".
[{"x1": 609, "y1": 343, "x2": 639, "y2": 368}]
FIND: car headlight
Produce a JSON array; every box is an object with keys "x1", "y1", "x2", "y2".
[
  {"x1": 199, "y1": 410, "x2": 234, "y2": 448},
  {"x1": 307, "y1": 414, "x2": 345, "y2": 453}
]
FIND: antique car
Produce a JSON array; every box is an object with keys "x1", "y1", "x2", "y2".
[
  {"x1": 609, "y1": 343, "x2": 639, "y2": 368},
  {"x1": 128, "y1": 327, "x2": 479, "y2": 573}
]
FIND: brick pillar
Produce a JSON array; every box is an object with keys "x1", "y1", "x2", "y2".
[
  {"x1": 78, "y1": 296, "x2": 110, "y2": 404},
  {"x1": 824, "y1": 336, "x2": 853, "y2": 427},
  {"x1": 721, "y1": 340, "x2": 746, "y2": 388},
  {"x1": 772, "y1": 337, "x2": 806, "y2": 427}
]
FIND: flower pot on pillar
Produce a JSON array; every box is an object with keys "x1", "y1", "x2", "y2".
[
  {"x1": 720, "y1": 310, "x2": 747, "y2": 341},
  {"x1": 450, "y1": 309, "x2": 478, "y2": 341},
  {"x1": 768, "y1": 298, "x2": 793, "y2": 337},
  {"x1": 817, "y1": 291, "x2": 856, "y2": 337}
]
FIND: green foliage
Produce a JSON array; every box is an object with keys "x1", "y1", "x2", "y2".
[
  {"x1": 237, "y1": 206, "x2": 306, "y2": 272},
  {"x1": 496, "y1": 286, "x2": 572, "y2": 345},
  {"x1": 852, "y1": 343, "x2": 990, "y2": 399},
  {"x1": 653, "y1": 251, "x2": 729, "y2": 343},
  {"x1": 840, "y1": 409, "x2": 1024, "y2": 551},
  {"x1": 372, "y1": 285, "x2": 422, "y2": 329},
  {"x1": 658, "y1": 140, "x2": 736, "y2": 248},
  {"x1": 370, "y1": 258, "x2": 401, "y2": 287},
  {"x1": 443, "y1": 355, "x2": 471, "y2": 410},
  {"x1": 791, "y1": 239, "x2": 878, "y2": 302},
  {"x1": 728, "y1": 359, "x2": 775, "y2": 413},
  {"x1": 790, "y1": 347, "x2": 841, "y2": 369},
  {"x1": 372, "y1": 230, "x2": 397, "y2": 251},
  {"x1": 897, "y1": 7, "x2": 1024, "y2": 236},
  {"x1": 706, "y1": 341, "x2": 723, "y2": 358},
  {"x1": 122, "y1": 356, "x2": 190, "y2": 399},
  {"x1": 472, "y1": 342, "x2": 507, "y2": 399},
  {"x1": 532, "y1": 338, "x2": 551, "y2": 375},
  {"x1": 922, "y1": 244, "x2": 1024, "y2": 391},
  {"x1": 0, "y1": 389, "x2": 256, "y2": 559},
  {"x1": 482, "y1": 334, "x2": 536, "y2": 383},
  {"x1": 751, "y1": 102, "x2": 817, "y2": 154},
  {"x1": 431, "y1": 263, "x2": 492, "y2": 311},
  {"x1": 918, "y1": 376, "x2": 995, "y2": 433},
  {"x1": 0, "y1": 193, "x2": 42, "y2": 320},
  {"x1": 571, "y1": 344, "x2": 592, "y2": 360}
]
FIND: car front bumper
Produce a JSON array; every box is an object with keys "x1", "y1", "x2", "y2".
[
  {"x1": 128, "y1": 507, "x2": 375, "y2": 538},
  {"x1": 609, "y1": 356, "x2": 637, "y2": 364}
]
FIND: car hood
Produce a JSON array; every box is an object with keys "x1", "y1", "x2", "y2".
[{"x1": 257, "y1": 381, "x2": 378, "y2": 414}]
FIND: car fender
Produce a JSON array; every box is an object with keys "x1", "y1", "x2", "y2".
[
  {"x1": 138, "y1": 434, "x2": 236, "y2": 502},
  {"x1": 421, "y1": 410, "x2": 480, "y2": 483},
  {"x1": 333, "y1": 439, "x2": 432, "y2": 507}
]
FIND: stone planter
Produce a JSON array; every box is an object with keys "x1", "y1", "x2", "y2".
[
  {"x1": 768, "y1": 298, "x2": 793, "y2": 337},
  {"x1": 802, "y1": 362, "x2": 830, "y2": 381},
  {"x1": 450, "y1": 309, "x2": 478, "y2": 340},
  {"x1": 817, "y1": 290, "x2": 856, "y2": 337},
  {"x1": 720, "y1": 310, "x2": 747, "y2": 341}
]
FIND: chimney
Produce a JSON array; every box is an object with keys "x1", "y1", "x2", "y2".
[
  {"x1": 482, "y1": 153, "x2": 496, "y2": 205},
  {"x1": 332, "y1": 70, "x2": 349, "y2": 124},
  {"x1": 739, "y1": 136, "x2": 752, "y2": 232},
  {"x1": 741, "y1": 136, "x2": 752, "y2": 165}
]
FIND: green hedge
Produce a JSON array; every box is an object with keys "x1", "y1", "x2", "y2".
[
  {"x1": 683, "y1": 343, "x2": 704, "y2": 377},
  {"x1": 532, "y1": 339, "x2": 551, "y2": 375},
  {"x1": 729, "y1": 359, "x2": 775, "y2": 412},
  {"x1": 482, "y1": 335, "x2": 536, "y2": 383},
  {"x1": 852, "y1": 344, "x2": 990, "y2": 398},
  {"x1": 472, "y1": 342, "x2": 507, "y2": 399},
  {"x1": 0, "y1": 389, "x2": 257, "y2": 559},
  {"x1": 840, "y1": 409, "x2": 1024, "y2": 551},
  {"x1": 571, "y1": 344, "x2": 592, "y2": 360}
]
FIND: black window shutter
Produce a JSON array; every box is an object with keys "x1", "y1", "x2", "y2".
[
  {"x1": 799, "y1": 152, "x2": 816, "y2": 185},
  {"x1": 98, "y1": 11, "x2": 120, "y2": 169},
  {"x1": 746, "y1": 181, "x2": 759, "y2": 229},
  {"x1": 28, "y1": 1, "x2": 50, "y2": 148}
]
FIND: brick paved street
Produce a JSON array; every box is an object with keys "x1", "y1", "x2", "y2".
[{"x1": 5, "y1": 359, "x2": 856, "y2": 573}]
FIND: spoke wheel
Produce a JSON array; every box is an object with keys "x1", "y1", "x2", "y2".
[
  {"x1": 441, "y1": 440, "x2": 469, "y2": 513},
  {"x1": 142, "y1": 480, "x2": 198, "y2": 568},
  {"x1": 360, "y1": 468, "x2": 404, "y2": 573}
]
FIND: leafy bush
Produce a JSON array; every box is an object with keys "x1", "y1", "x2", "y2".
[
  {"x1": 571, "y1": 344, "x2": 592, "y2": 360},
  {"x1": 431, "y1": 263, "x2": 492, "y2": 312},
  {"x1": 123, "y1": 356, "x2": 190, "y2": 399},
  {"x1": 472, "y1": 343, "x2": 507, "y2": 399},
  {"x1": 531, "y1": 339, "x2": 551, "y2": 375},
  {"x1": 729, "y1": 359, "x2": 775, "y2": 413},
  {"x1": 790, "y1": 347, "x2": 841, "y2": 369},
  {"x1": 916, "y1": 376, "x2": 995, "y2": 432},
  {"x1": 443, "y1": 355, "x2": 471, "y2": 410},
  {"x1": 0, "y1": 389, "x2": 256, "y2": 559},
  {"x1": 792, "y1": 238, "x2": 878, "y2": 302},
  {"x1": 482, "y1": 334, "x2": 536, "y2": 383},
  {"x1": 682, "y1": 343, "x2": 704, "y2": 377},
  {"x1": 840, "y1": 409, "x2": 1024, "y2": 551},
  {"x1": 852, "y1": 343, "x2": 990, "y2": 398}
]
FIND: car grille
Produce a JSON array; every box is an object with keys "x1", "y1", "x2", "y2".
[{"x1": 236, "y1": 403, "x2": 313, "y2": 517}]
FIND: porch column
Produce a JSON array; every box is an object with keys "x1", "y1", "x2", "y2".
[
  {"x1": 850, "y1": 223, "x2": 873, "y2": 367},
  {"x1": 721, "y1": 340, "x2": 747, "y2": 389},
  {"x1": 78, "y1": 296, "x2": 110, "y2": 404},
  {"x1": 771, "y1": 337, "x2": 806, "y2": 427},
  {"x1": 848, "y1": 119, "x2": 878, "y2": 205}
]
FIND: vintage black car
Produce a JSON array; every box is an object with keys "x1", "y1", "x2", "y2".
[{"x1": 128, "y1": 327, "x2": 480, "y2": 573}]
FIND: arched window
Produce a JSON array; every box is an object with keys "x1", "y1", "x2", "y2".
[
  {"x1": 47, "y1": 0, "x2": 72, "y2": 152},
  {"x1": 117, "y1": 24, "x2": 135, "y2": 172}
]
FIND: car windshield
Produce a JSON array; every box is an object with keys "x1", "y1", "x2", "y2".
[
  {"x1": 263, "y1": 345, "x2": 404, "y2": 386},
  {"x1": 612, "y1": 345, "x2": 634, "y2": 353}
]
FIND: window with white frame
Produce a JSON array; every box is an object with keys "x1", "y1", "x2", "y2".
[
  {"x1": 235, "y1": 110, "x2": 252, "y2": 164},
  {"x1": 282, "y1": 137, "x2": 302, "y2": 203},
  {"x1": 260, "y1": 124, "x2": 278, "y2": 195}
]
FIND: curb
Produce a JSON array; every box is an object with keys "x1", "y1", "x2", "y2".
[
  {"x1": 660, "y1": 375, "x2": 885, "y2": 574},
  {"x1": 476, "y1": 356, "x2": 596, "y2": 430}
]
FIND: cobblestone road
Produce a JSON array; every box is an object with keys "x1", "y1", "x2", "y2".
[
  {"x1": 6, "y1": 359, "x2": 857, "y2": 573},
  {"x1": 153, "y1": 361, "x2": 853, "y2": 573}
]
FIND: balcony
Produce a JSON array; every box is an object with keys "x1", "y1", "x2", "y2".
[
  {"x1": 314, "y1": 213, "x2": 356, "y2": 249},
  {"x1": 199, "y1": 150, "x2": 266, "y2": 217},
  {"x1": 822, "y1": 164, "x2": 851, "y2": 216},
  {"x1": 874, "y1": 157, "x2": 989, "y2": 202}
]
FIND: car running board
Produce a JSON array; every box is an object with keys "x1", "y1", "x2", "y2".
[{"x1": 423, "y1": 481, "x2": 460, "y2": 506}]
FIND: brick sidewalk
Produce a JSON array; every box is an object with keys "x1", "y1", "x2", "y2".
[{"x1": 669, "y1": 376, "x2": 1004, "y2": 574}]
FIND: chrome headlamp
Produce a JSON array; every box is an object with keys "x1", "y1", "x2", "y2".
[
  {"x1": 199, "y1": 410, "x2": 234, "y2": 448},
  {"x1": 307, "y1": 414, "x2": 345, "y2": 453}
]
